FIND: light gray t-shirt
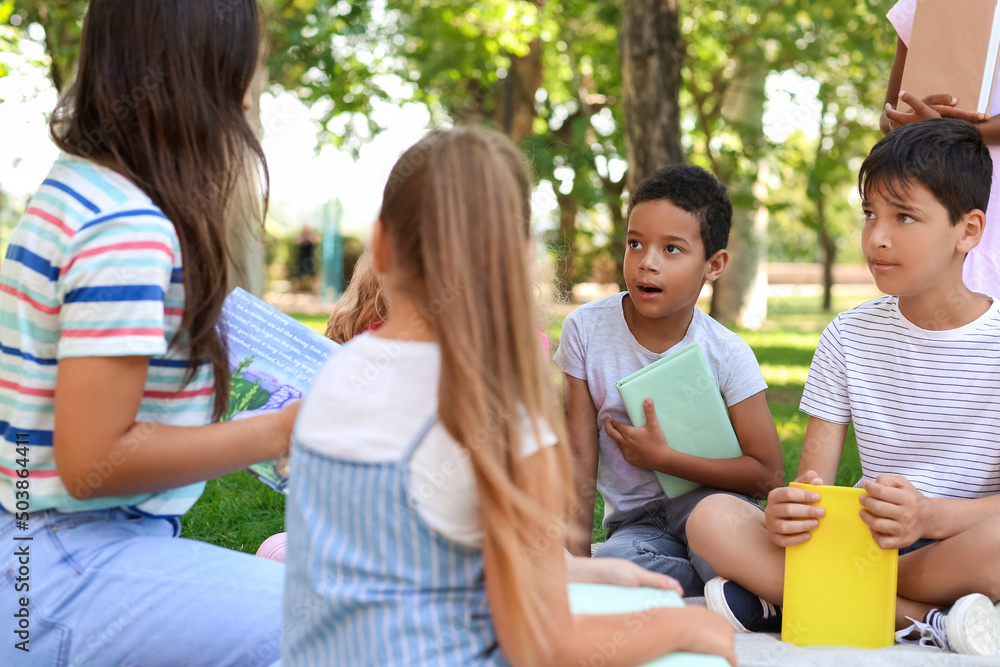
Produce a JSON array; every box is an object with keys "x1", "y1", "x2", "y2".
[{"x1": 553, "y1": 292, "x2": 767, "y2": 527}]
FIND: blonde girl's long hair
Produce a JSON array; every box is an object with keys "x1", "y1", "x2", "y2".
[
  {"x1": 379, "y1": 128, "x2": 575, "y2": 651},
  {"x1": 325, "y1": 251, "x2": 386, "y2": 343}
]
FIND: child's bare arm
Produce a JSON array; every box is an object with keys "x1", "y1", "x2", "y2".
[
  {"x1": 53, "y1": 356, "x2": 298, "y2": 499},
  {"x1": 565, "y1": 553, "x2": 683, "y2": 594},
  {"x1": 485, "y1": 447, "x2": 737, "y2": 667},
  {"x1": 563, "y1": 373, "x2": 599, "y2": 557},
  {"x1": 604, "y1": 390, "x2": 783, "y2": 498}
]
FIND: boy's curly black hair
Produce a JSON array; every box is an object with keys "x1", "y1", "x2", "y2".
[{"x1": 626, "y1": 164, "x2": 733, "y2": 259}]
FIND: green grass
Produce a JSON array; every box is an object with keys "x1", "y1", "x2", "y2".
[
  {"x1": 289, "y1": 314, "x2": 331, "y2": 334},
  {"x1": 182, "y1": 293, "x2": 876, "y2": 551}
]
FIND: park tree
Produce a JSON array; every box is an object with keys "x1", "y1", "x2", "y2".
[
  {"x1": 620, "y1": 0, "x2": 683, "y2": 192},
  {"x1": 1, "y1": 0, "x2": 381, "y2": 295},
  {"x1": 782, "y1": 1, "x2": 894, "y2": 311},
  {"x1": 4, "y1": 0, "x2": 898, "y2": 310},
  {"x1": 670, "y1": 0, "x2": 894, "y2": 326},
  {"x1": 6, "y1": 0, "x2": 82, "y2": 92}
]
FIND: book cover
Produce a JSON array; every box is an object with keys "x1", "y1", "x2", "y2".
[
  {"x1": 899, "y1": 0, "x2": 1000, "y2": 114},
  {"x1": 219, "y1": 288, "x2": 339, "y2": 492},
  {"x1": 568, "y1": 583, "x2": 729, "y2": 666},
  {"x1": 782, "y1": 482, "x2": 898, "y2": 648},
  {"x1": 615, "y1": 342, "x2": 741, "y2": 498}
]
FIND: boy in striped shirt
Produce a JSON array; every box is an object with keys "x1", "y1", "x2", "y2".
[{"x1": 687, "y1": 118, "x2": 1000, "y2": 655}]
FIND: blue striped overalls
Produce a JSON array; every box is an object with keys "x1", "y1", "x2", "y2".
[{"x1": 282, "y1": 414, "x2": 510, "y2": 666}]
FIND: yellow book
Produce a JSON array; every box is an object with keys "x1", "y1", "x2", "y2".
[{"x1": 781, "y1": 483, "x2": 898, "y2": 648}]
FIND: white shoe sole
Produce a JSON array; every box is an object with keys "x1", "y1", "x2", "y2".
[
  {"x1": 704, "y1": 577, "x2": 752, "y2": 633},
  {"x1": 946, "y1": 593, "x2": 1000, "y2": 655}
]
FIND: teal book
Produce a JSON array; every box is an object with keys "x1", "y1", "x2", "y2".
[
  {"x1": 615, "y1": 342, "x2": 741, "y2": 498},
  {"x1": 568, "y1": 583, "x2": 729, "y2": 666}
]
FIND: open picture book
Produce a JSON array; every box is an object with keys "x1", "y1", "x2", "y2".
[{"x1": 218, "y1": 288, "x2": 340, "y2": 492}]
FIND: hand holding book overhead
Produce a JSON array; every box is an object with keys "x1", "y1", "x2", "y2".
[{"x1": 895, "y1": 0, "x2": 1000, "y2": 115}]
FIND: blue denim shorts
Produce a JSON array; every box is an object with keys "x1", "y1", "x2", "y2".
[{"x1": 0, "y1": 507, "x2": 283, "y2": 667}]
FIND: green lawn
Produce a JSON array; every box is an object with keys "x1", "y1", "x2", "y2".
[{"x1": 181, "y1": 292, "x2": 876, "y2": 551}]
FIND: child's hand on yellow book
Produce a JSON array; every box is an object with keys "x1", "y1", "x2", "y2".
[
  {"x1": 765, "y1": 471, "x2": 825, "y2": 548},
  {"x1": 603, "y1": 398, "x2": 671, "y2": 471},
  {"x1": 859, "y1": 474, "x2": 931, "y2": 549}
]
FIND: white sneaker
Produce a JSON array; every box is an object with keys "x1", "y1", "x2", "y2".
[
  {"x1": 946, "y1": 594, "x2": 1000, "y2": 655},
  {"x1": 897, "y1": 594, "x2": 1000, "y2": 655}
]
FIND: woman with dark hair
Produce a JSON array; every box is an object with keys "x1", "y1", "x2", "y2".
[{"x1": 0, "y1": 1, "x2": 294, "y2": 663}]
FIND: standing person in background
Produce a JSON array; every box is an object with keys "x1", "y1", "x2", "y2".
[
  {"x1": 0, "y1": 1, "x2": 296, "y2": 664},
  {"x1": 881, "y1": 0, "x2": 1000, "y2": 299},
  {"x1": 292, "y1": 226, "x2": 319, "y2": 293}
]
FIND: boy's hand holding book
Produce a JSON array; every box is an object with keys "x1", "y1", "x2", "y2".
[
  {"x1": 603, "y1": 398, "x2": 673, "y2": 471},
  {"x1": 859, "y1": 474, "x2": 932, "y2": 550},
  {"x1": 764, "y1": 470, "x2": 825, "y2": 548}
]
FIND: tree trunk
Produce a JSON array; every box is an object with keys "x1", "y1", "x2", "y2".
[
  {"x1": 226, "y1": 65, "x2": 269, "y2": 297},
  {"x1": 492, "y1": 38, "x2": 544, "y2": 144},
  {"x1": 816, "y1": 190, "x2": 837, "y2": 312},
  {"x1": 554, "y1": 191, "x2": 579, "y2": 302},
  {"x1": 621, "y1": 0, "x2": 683, "y2": 193},
  {"x1": 710, "y1": 166, "x2": 769, "y2": 328},
  {"x1": 708, "y1": 65, "x2": 769, "y2": 328},
  {"x1": 31, "y1": 0, "x2": 81, "y2": 93},
  {"x1": 604, "y1": 177, "x2": 628, "y2": 291}
]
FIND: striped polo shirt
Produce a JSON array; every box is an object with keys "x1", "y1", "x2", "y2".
[
  {"x1": 0, "y1": 154, "x2": 214, "y2": 516},
  {"x1": 800, "y1": 295, "x2": 1000, "y2": 500}
]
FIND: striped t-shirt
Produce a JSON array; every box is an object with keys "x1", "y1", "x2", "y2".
[
  {"x1": 0, "y1": 154, "x2": 214, "y2": 516},
  {"x1": 800, "y1": 296, "x2": 1000, "y2": 500}
]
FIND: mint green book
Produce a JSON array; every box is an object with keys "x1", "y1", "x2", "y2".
[
  {"x1": 615, "y1": 342, "x2": 741, "y2": 498},
  {"x1": 568, "y1": 583, "x2": 729, "y2": 666}
]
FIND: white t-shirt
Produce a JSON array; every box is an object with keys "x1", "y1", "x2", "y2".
[
  {"x1": 294, "y1": 333, "x2": 556, "y2": 547},
  {"x1": 553, "y1": 293, "x2": 768, "y2": 525},
  {"x1": 800, "y1": 296, "x2": 1000, "y2": 500}
]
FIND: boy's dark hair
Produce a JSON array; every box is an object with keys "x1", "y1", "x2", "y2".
[
  {"x1": 626, "y1": 164, "x2": 733, "y2": 258},
  {"x1": 859, "y1": 118, "x2": 992, "y2": 224}
]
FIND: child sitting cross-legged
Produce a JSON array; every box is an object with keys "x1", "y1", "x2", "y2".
[
  {"x1": 687, "y1": 118, "x2": 1000, "y2": 656},
  {"x1": 555, "y1": 164, "x2": 784, "y2": 595}
]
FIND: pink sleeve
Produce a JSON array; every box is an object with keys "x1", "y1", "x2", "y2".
[
  {"x1": 538, "y1": 329, "x2": 550, "y2": 358},
  {"x1": 887, "y1": 0, "x2": 917, "y2": 48}
]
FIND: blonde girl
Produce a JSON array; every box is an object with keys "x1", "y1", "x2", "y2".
[
  {"x1": 283, "y1": 128, "x2": 736, "y2": 666},
  {"x1": 325, "y1": 250, "x2": 386, "y2": 342}
]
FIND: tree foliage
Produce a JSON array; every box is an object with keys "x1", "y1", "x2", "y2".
[{"x1": 3, "y1": 0, "x2": 899, "y2": 304}]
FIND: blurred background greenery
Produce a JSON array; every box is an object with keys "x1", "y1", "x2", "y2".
[{"x1": 1, "y1": 0, "x2": 896, "y2": 325}]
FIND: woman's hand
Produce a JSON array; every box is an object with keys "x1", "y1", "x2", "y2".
[{"x1": 884, "y1": 91, "x2": 989, "y2": 130}]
